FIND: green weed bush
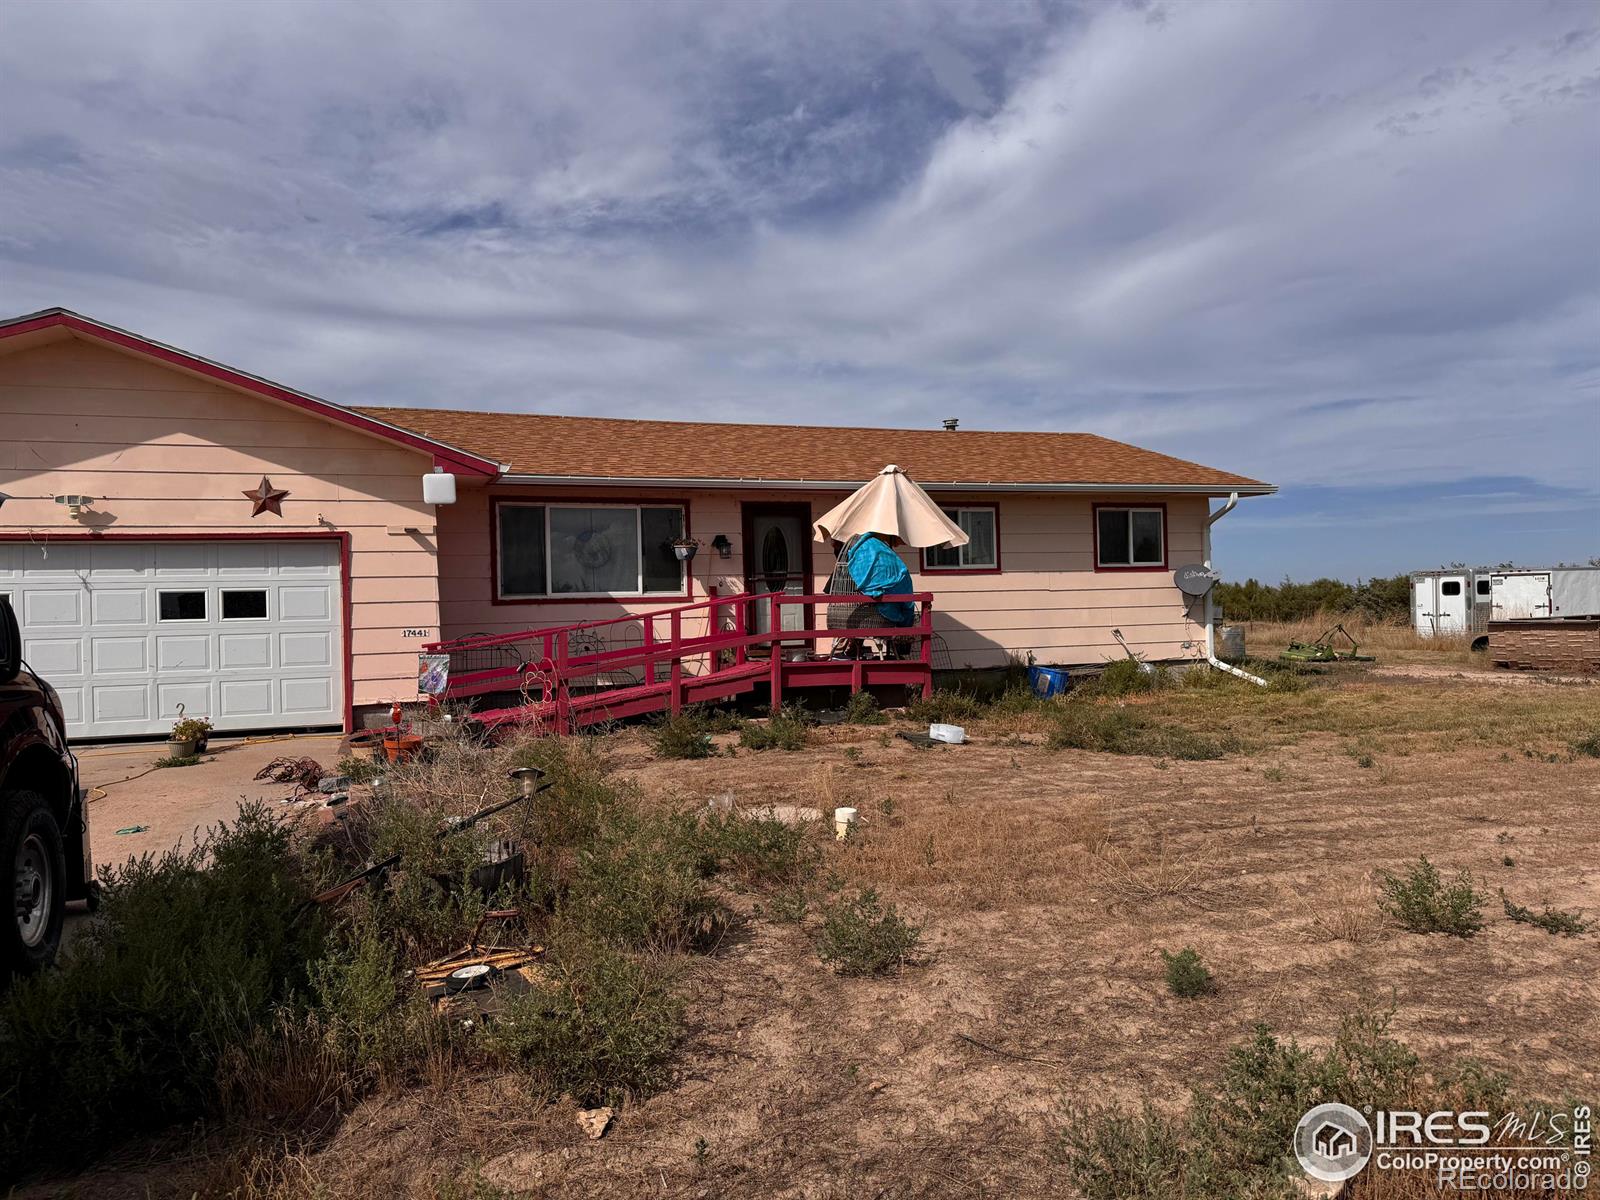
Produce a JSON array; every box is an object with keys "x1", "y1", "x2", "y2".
[
  {"x1": 815, "y1": 888, "x2": 921, "y2": 976},
  {"x1": 1500, "y1": 890, "x2": 1591, "y2": 936},
  {"x1": 739, "y1": 704, "x2": 810, "y2": 751},
  {"x1": 0, "y1": 804, "x2": 322, "y2": 1176},
  {"x1": 842, "y1": 689, "x2": 889, "y2": 725},
  {"x1": 482, "y1": 939, "x2": 684, "y2": 1107},
  {"x1": 1161, "y1": 947, "x2": 1215, "y2": 998},
  {"x1": 1377, "y1": 857, "x2": 1485, "y2": 937}
]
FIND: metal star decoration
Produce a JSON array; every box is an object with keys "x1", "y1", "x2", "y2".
[{"x1": 243, "y1": 476, "x2": 290, "y2": 517}]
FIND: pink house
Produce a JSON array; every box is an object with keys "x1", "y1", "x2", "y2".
[{"x1": 0, "y1": 308, "x2": 1273, "y2": 739}]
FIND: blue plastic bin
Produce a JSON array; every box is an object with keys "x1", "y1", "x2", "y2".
[{"x1": 1028, "y1": 665, "x2": 1070, "y2": 699}]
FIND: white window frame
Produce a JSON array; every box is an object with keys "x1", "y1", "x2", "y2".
[
  {"x1": 157, "y1": 589, "x2": 209, "y2": 623},
  {"x1": 922, "y1": 506, "x2": 999, "y2": 572},
  {"x1": 220, "y1": 588, "x2": 271, "y2": 622},
  {"x1": 1095, "y1": 506, "x2": 1166, "y2": 569},
  {"x1": 497, "y1": 501, "x2": 687, "y2": 600}
]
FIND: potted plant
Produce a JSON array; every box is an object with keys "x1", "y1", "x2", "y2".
[
  {"x1": 669, "y1": 536, "x2": 700, "y2": 562},
  {"x1": 168, "y1": 715, "x2": 212, "y2": 757}
]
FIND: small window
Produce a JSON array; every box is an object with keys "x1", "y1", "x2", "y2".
[
  {"x1": 222, "y1": 589, "x2": 268, "y2": 620},
  {"x1": 923, "y1": 507, "x2": 999, "y2": 572},
  {"x1": 1476, "y1": 579, "x2": 1491, "y2": 596},
  {"x1": 1441, "y1": 581, "x2": 1462, "y2": 596},
  {"x1": 1095, "y1": 507, "x2": 1165, "y2": 568},
  {"x1": 158, "y1": 590, "x2": 206, "y2": 621}
]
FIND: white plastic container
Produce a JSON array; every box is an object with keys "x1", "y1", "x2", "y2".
[
  {"x1": 833, "y1": 806, "x2": 857, "y2": 840},
  {"x1": 928, "y1": 723, "x2": 966, "y2": 744}
]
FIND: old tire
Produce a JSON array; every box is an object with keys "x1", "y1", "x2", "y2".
[{"x1": 2, "y1": 790, "x2": 66, "y2": 980}]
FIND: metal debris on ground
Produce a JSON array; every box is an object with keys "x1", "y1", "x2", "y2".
[
  {"x1": 114, "y1": 825, "x2": 149, "y2": 835},
  {"x1": 253, "y1": 756, "x2": 327, "y2": 787},
  {"x1": 1280, "y1": 623, "x2": 1375, "y2": 664}
]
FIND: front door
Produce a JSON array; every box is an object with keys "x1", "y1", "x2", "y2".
[{"x1": 742, "y1": 504, "x2": 813, "y2": 639}]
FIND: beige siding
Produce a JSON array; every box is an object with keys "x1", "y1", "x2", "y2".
[
  {"x1": 438, "y1": 485, "x2": 1210, "y2": 670},
  {"x1": 0, "y1": 337, "x2": 442, "y2": 712}
]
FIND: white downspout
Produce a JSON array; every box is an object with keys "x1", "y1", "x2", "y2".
[{"x1": 1203, "y1": 492, "x2": 1267, "y2": 687}]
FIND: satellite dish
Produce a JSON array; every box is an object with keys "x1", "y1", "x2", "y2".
[{"x1": 1174, "y1": 563, "x2": 1221, "y2": 597}]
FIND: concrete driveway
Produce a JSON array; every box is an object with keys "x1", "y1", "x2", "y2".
[{"x1": 78, "y1": 734, "x2": 345, "y2": 868}]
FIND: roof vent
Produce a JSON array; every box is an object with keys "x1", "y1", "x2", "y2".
[{"x1": 942, "y1": 417, "x2": 959, "y2": 431}]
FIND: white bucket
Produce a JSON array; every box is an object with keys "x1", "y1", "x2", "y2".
[
  {"x1": 833, "y1": 806, "x2": 857, "y2": 840},
  {"x1": 928, "y1": 723, "x2": 966, "y2": 744}
]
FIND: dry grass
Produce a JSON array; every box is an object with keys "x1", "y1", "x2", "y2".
[
  {"x1": 1244, "y1": 613, "x2": 1478, "y2": 666},
  {"x1": 1090, "y1": 840, "x2": 1205, "y2": 904},
  {"x1": 24, "y1": 672, "x2": 1600, "y2": 1200}
]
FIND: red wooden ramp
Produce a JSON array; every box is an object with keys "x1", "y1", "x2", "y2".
[{"x1": 423, "y1": 591, "x2": 935, "y2": 734}]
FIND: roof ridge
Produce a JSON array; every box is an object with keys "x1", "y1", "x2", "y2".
[{"x1": 355, "y1": 405, "x2": 1110, "y2": 439}]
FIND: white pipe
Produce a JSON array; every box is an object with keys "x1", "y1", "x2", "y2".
[{"x1": 1202, "y1": 492, "x2": 1267, "y2": 687}]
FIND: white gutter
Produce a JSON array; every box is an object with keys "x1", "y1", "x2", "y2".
[
  {"x1": 1203, "y1": 492, "x2": 1267, "y2": 687},
  {"x1": 497, "y1": 474, "x2": 1276, "y2": 496}
]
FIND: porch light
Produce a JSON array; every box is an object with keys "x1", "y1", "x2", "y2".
[{"x1": 711, "y1": 534, "x2": 733, "y2": 559}]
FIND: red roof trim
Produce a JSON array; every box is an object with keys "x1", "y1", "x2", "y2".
[{"x1": 0, "y1": 310, "x2": 504, "y2": 478}]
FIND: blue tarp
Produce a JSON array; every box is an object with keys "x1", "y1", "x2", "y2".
[{"x1": 844, "y1": 534, "x2": 917, "y2": 626}]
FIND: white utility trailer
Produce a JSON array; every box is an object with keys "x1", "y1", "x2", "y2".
[{"x1": 1411, "y1": 566, "x2": 1600, "y2": 638}]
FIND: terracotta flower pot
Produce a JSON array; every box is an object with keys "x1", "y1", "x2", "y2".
[{"x1": 382, "y1": 733, "x2": 424, "y2": 763}]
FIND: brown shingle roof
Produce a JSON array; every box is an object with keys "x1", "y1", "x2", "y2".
[{"x1": 354, "y1": 407, "x2": 1272, "y2": 492}]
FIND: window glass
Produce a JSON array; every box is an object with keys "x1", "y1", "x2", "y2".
[
  {"x1": 1097, "y1": 509, "x2": 1132, "y2": 565},
  {"x1": 1131, "y1": 510, "x2": 1163, "y2": 564},
  {"x1": 1441, "y1": 581, "x2": 1462, "y2": 596},
  {"x1": 1476, "y1": 579, "x2": 1491, "y2": 596},
  {"x1": 498, "y1": 505, "x2": 546, "y2": 596},
  {"x1": 549, "y1": 507, "x2": 638, "y2": 594},
  {"x1": 640, "y1": 506, "x2": 686, "y2": 593},
  {"x1": 158, "y1": 591, "x2": 206, "y2": 621},
  {"x1": 221, "y1": 590, "x2": 267, "y2": 620},
  {"x1": 925, "y1": 507, "x2": 998, "y2": 570},
  {"x1": 961, "y1": 509, "x2": 996, "y2": 567}
]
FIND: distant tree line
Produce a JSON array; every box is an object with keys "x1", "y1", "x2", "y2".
[{"x1": 1215, "y1": 575, "x2": 1412, "y2": 623}]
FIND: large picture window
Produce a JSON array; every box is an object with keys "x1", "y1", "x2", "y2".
[
  {"x1": 497, "y1": 502, "x2": 687, "y2": 598},
  {"x1": 1095, "y1": 506, "x2": 1165, "y2": 569},
  {"x1": 922, "y1": 506, "x2": 1000, "y2": 573}
]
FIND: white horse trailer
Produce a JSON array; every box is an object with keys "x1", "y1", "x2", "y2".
[{"x1": 1411, "y1": 566, "x2": 1600, "y2": 637}]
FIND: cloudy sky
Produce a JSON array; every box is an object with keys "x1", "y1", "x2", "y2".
[{"x1": 1, "y1": 0, "x2": 1596, "y2": 580}]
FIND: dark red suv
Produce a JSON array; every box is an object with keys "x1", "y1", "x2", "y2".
[{"x1": 1, "y1": 594, "x2": 91, "y2": 979}]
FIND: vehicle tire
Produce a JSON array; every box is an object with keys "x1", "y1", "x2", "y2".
[{"x1": 2, "y1": 790, "x2": 67, "y2": 980}]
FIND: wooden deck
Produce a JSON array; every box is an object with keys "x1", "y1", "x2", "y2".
[{"x1": 425, "y1": 591, "x2": 935, "y2": 733}]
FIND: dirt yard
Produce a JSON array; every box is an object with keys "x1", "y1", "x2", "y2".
[
  {"x1": 40, "y1": 667, "x2": 1600, "y2": 1199},
  {"x1": 77, "y1": 734, "x2": 344, "y2": 866}
]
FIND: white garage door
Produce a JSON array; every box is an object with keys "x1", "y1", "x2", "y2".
[{"x1": 0, "y1": 539, "x2": 343, "y2": 740}]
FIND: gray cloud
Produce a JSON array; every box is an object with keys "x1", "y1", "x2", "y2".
[{"x1": 0, "y1": 0, "x2": 1596, "y2": 564}]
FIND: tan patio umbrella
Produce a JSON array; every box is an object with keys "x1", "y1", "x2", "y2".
[{"x1": 812, "y1": 464, "x2": 969, "y2": 549}]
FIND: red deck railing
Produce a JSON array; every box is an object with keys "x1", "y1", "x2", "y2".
[{"x1": 423, "y1": 591, "x2": 934, "y2": 733}]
